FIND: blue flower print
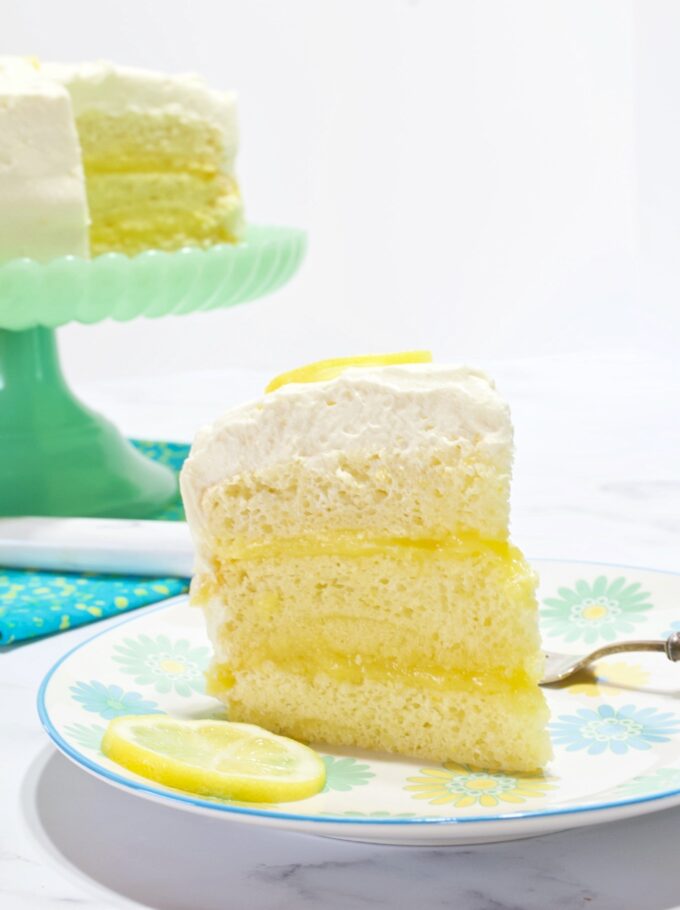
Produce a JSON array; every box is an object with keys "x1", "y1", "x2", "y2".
[
  {"x1": 70, "y1": 680, "x2": 161, "y2": 719},
  {"x1": 550, "y1": 704, "x2": 680, "y2": 755}
]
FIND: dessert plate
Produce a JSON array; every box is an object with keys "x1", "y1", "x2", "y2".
[{"x1": 38, "y1": 559, "x2": 680, "y2": 846}]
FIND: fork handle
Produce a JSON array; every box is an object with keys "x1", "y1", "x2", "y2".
[{"x1": 585, "y1": 632, "x2": 680, "y2": 665}]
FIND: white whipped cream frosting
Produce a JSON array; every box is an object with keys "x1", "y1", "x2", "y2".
[
  {"x1": 44, "y1": 61, "x2": 239, "y2": 165},
  {"x1": 180, "y1": 364, "x2": 512, "y2": 527},
  {"x1": 0, "y1": 59, "x2": 89, "y2": 261}
]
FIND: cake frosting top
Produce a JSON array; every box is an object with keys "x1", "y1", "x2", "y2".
[
  {"x1": 0, "y1": 57, "x2": 239, "y2": 163},
  {"x1": 44, "y1": 61, "x2": 238, "y2": 159},
  {"x1": 182, "y1": 364, "x2": 512, "y2": 496}
]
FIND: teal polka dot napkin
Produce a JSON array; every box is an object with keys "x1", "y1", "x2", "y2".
[{"x1": 0, "y1": 441, "x2": 191, "y2": 645}]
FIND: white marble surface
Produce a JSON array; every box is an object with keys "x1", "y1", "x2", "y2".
[{"x1": 2, "y1": 352, "x2": 680, "y2": 910}]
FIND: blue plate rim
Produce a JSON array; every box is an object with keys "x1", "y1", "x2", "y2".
[{"x1": 37, "y1": 557, "x2": 680, "y2": 828}]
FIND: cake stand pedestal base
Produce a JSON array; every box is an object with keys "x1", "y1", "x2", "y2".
[{"x1": 0, "y1": 328, "x2": 177, "y2": 518}]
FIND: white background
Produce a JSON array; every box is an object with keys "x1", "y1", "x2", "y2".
[
  {"x1": 4, "y1": 0, "x2": 679, "y2": 381},
  {"x1": 4, "y1": 8, "x2": 680, "y2": 907}
]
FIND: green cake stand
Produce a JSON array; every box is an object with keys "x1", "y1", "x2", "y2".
[{"x1": 0, "y1": 225, "x2": 306, "y2": 518}]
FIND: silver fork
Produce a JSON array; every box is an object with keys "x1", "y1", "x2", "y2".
[{"x1": 540, "y1": 631, "x2": 680, "y2": 686}]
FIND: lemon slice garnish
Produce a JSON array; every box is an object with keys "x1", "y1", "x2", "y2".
[
  {"x1": 102, "y1": 715, "x2": 326, "y2": 803},
  {"x1": 265, "y1": 350, "x2": 433, "y2": 393}
]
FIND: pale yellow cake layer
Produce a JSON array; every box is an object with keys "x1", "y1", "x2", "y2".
[
  {"x1": 87, "y1": 172, "x2": 243, "y2": 255},
  {"x1": 90, "y1": 209, "x2": 241, "y2": 255},
  {"x1": 87, "y1": 172, "x2": 239, "y2": 215},
  {"x1": 199, "y1": 447, "x2": 511, "y2": 545},
  {"x1": 212, "y1": 663, "x2": 551, "y2": 772},
  {"x1": 72, "y1": 108, "x2": 243, "y2": 254},
  {"x1": 76, "y1": 110, "x2": 228, "y2": 175},
  {"x1": 195, "y1": 544, "x2": 542, "y2": 680}
]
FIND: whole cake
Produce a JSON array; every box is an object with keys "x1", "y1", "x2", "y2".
[
  {"x1": 181, "y1": 354, "x2": 551, "y2": 772},
  {"x1": 0, "y1": 56, "x2": 243, "y2": 261}
]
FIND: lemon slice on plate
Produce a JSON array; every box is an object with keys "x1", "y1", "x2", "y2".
[
  {"x1": 102, "y1": 715, "x2": 326, "y2": 803},
  {"x1": 265, "y1": 350, "x2": 433, "y2": 393}
]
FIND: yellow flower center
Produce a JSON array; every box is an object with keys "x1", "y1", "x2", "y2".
[
  {"x1": 160, "y1": 658, "x2": 185, "y2": 675},
  {"x1": 465, "y1": 778, "x2": 497, "y2": 792},
  {"x1": 582, "y1": 604, "x2": 608, "y2": 621}
]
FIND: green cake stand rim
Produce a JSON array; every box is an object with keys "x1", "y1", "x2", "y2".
[
  {"x1": 0, "y1": 224, "x2": 307, "y2": 517},
  {"x1": 0, "y1": 223, "x2": 307, "y2": 331}
]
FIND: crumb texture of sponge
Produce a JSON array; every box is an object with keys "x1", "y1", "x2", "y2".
[
  {"x1": 76, "y1": 109, "x2": 243, "y2": 255},
  {"x1": 198, "y1": 544, "x2": 551, "y2": 771},
  {"x1": 216, "y1": 663, "x2": 551, "y2": 773}
]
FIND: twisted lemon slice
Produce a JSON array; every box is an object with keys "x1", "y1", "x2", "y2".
[
  {"x1": 265, "y1": 350, "x2": 433, "y2": 393},
  {"x1": 102, "y1": 715, "x2": 326, "y2": 802}
]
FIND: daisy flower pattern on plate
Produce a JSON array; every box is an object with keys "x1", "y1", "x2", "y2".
[
  {"x1": 550, "y1": 704, "x2": 680, "y2": 755},
  {"x1": 321, "y1": 756, "x2": 375, "y2": 792},
  {"x1": 113, "y1": 634, "x2": 210, "y2": 696},
  {"x1": 404, "y1": 763, "x2": 555, "y2": 808},
  {"x1": 567, "y1": 662, "x2": 649, "y2": 699},
  {"x1": 64, "y1": 722, "x2": 107, "y2": 752},
  {"x1": 70, "y1": 680, "x2": 161, "y2": 719},
  {"x1": 541, "y1": 576, "x2": 652, "y2": 644}
]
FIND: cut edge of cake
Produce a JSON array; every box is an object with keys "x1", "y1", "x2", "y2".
[{"x1": 0, "y1": 56, "x2": 244, "y2": 262}]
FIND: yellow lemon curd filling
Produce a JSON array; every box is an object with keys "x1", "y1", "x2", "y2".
[
  {"x1": 207, "y1": 651, "x2": 536, "y2": 697},
  {"x1": 200, "y1": 529, "x2": 541, "y2": 698},
  {"x1": 212, "y1": 529, "x2": 516, "y2": 562}
]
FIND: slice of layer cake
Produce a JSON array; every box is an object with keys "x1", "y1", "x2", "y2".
[
  {"x1": 45, "y1": 61, "x2": 243, "y2": 256},
  {"x1": 181, "y1": 354, "x2": 551, "y2": 772},
  {"x1": 0, "y1": 57, "x2": 243, "y2": 260}
]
